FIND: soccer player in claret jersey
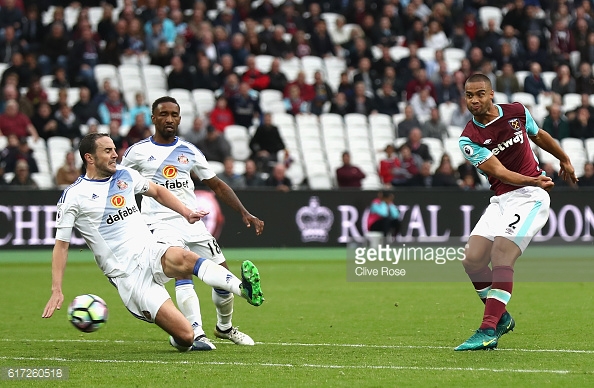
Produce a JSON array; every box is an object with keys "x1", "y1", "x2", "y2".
[
  {"x1": 121, "y1": 96, "x2": 264, "y2": 350},
  {"x1": 455, "y1": 74, "x2": 578, "y2": 351},
  {"x1": 42, "y1": 133, "x2": 263, "y2": 352}
]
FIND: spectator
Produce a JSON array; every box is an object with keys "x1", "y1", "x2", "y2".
[
  {"x1": 372, "y1": 46, "x2": 399, "y2": 78},
  {"x1": 209, "y1": 95, "x2": 234, "y2": 132},
  {"x1": 182, "y1": 116, "x2": 207, "y2": 146},
  {"x1": 31, "y1": 102, "x2": 58, "y2": 140},
  {"x1": 523, "y1": 62, "x2": 550, "y2": 104},
  {"x1": 98, "y1": 89, "x2": 128, "y2": 126},
  {"x1": 24, "y1": 77, "x2": 47, "y2": 111},
  {"x1": 542, "y1": 103, "x2": 570, "y2": 140},
  {"x1": 421, "y1": 107, "x2": 448, "y2": 140},
  {"x1": 457, "y1": 159, "x2": 481, "y2": 188},
  {"x1": 337, "y1": 71, "x2": 355, "y2": 100},
  {"x1": 8, "y1": 159, "x2": 38, "y2": 188},
  {"x1": 50, "y1": 88, "x2": 69, "y2": 115},
  {"x1": 244, "y1": 159, "x2": 266, "y2": 187},
  {"x1": 284, "y1": 71, "x2": 315, "y2": 102},
  {"x1": 451, "y1": 23, "x2": 473, "y2": 54},
  {"x1": 367, "y1": 190, "x2": 401, "y2": 240},
  {"x1": 0, "y1": 134, "x2": 39, "y2": 174},
  {"x1": 143, "y1": 6, "x2": 175, "y2": 45},
  {"x1": 329, "y1": 92, "x2": 350, "y2": 116},
  {"x1": 450, "y1": 94, "x2": 474, "y2": 128},
  {"x1": 349, "y1": 81, "x2": 375, "y2": 115},
  {"x1": 229, "y1": 33, "x2": 249, "y2": 66},
  {"x1": 309, "y1": 19, "x2": 335, "y2": 57},
  {"x1": 193, "y1": 55, "x2": 219, "y2": 91},
  {"x1": 265, "y1": 162, "x2": 292, "y2": 192},
  {"x1": 55, "y1": 150, "x2": 81, "y2": 188},
  {"x1": 218, "y1": 156, "x2": 246, "y2": 190},
  {"x1": 494, "y1": 41, "x2": 521, "y2": 72},
  {"x1": 241, "y1": 55, "x2": 270, "y2": 91},
  {"x1": 284, "y1": 84, "x2": 309, "y2": 116},
  {"x1": 20, "y1": 5, "x2": 45, "y2": 55},
  {"x1": 108, "y1": 120, "x2": 127, "y2": 162},
  {"x1": 353, "y1": 57, "x2": 380, "y2": 97},
  {"x1": 575, "y1": 62, "x2": 594, "y2": 96},
  {"x1": 406, "y1": 68, "x2": 437, "y2": 102},
  {"x1": 167, "y1": 55, "x2": 194, "y2": 90},
  {"x1": 578, "y1": 162, "x2": 594, "y2": 187},
  {"x1": 230, "y1": 82, "x2": 260, "y2": 128},
  {"x1": 434, "y1": 73, "x2": 460, "y2": 105},
  {"x1": 432, "y1": 154, "x2": 459, "y2": 187},
  {"x1": 249, "y1": 112, "x2": 288, "y2": 173},
  {"x1": 50, "y1": 67, "x2": 70, "y2": 89},
  {"x1": 495, "y1": 63, "x2": 521, "y2": 101},
  {"x1": 374, "y1": 81, "x2": 401, "y2": 116},
  {"x1": 127, "y1": 92, "x2": 152, "y2": 127},
  {"x1": 569, "y1": 106, "x2": 594, "y2": 139},
  {"x1": 424, "y1": 19, "x2": 449, "y2": 50},
  {"x1": 267, "y1": 58, "x2": 288, "y2": 92},
  {"x1": 126, "y1": 112, "x2": 152, "y2": 146},
  {"x1": 398, "y1": 104, "x2": 422, "y2": 139},
  {"x1": 409, "y1": 88, "x2": 436, "y2": 123},
  {"x1": 521, "y1": 34, "x2": 551, "y2": 72},
  {"x1": 273, "y1": 1, "x2": 304, "y2": 35},
  {"x1": 97, "y1": 3, "x2": 117, "y2": 43},
  {"x1": 336, "y1": 151, "x2": 366, "y2": 188},
  {"x1": 55, "y1": 104, "x2": 82, "y2": 142},
  {"x1": 68, "y1": 26, "x2": 100, "y2": 95},
  {"x1": 0, "y1": 99, "x2": 38, "y2": 140},
  {"x1": 2, "y1": 52, "x2": 29, "y2": 89},
  {"x1": 196, "y1": 125, "x2": 231, "y2": 163},
  {"x1": 549, "y1": 19, "x2": 574, "y2": 68},
  {"x1": 551, "y1": 64, "x2": 576, "y2": 97},
  {"x1": 407, "y1": 160, "x2": 434, "y2": 187},
  {"x1": 378, "y1": 144, "x2": 401, "y2": 186},
  {"x1": 406, "y1": 127, "x2": 433, "y2": 162},
  {"x1": 265, "y1": 25, "x2": 291, "y2": 59},
  {"x1": 0, "y1": 26, "x2": 22, "y2": 65},
  {"x1": 72, "y1": 87, "x2": 99, "y2": 125},
  {"x1": 310, "y1": 71, "x2": 333, "y2": 116},
  {"x1": 150, "y1": 40, "x2": 173, "y2": 68}
]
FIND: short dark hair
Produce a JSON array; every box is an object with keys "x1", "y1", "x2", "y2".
[
  {"x1": 79, "y1": 133, "x2": 109, "y2": 171},
  {"x1": 151, "y1": 96, "x2": 180, "y2": 114},
  {"x1": 465, "y1": 73, "x2": 492, "y2": 89}
]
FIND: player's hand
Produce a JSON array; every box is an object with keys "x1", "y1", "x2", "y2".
[
  {"x1": 42, "y1": 290, "x2": 64, "y2": 318},
  {"x1": 243, "y1": 213, "x2": 264, "y2": 235},
  {"x1": 187, "y1": 210, "x2": 209, "y2": 224},
  {"x1": 536, "y1": 175, "x2": 554, "y2": 192},
  {"x1": 559, "y1": 160, "x2": 578, "y2": 184}
]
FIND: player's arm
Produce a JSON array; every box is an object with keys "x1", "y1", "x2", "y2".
[
  {"x1": 203, "y1": 176, "x2": 264, "y2": 235},
  {"x1": 529, "y1": 129, "x2": 578, "y2": 184},
  {"x1": 42, "y1": 240, "x2": 70, "y2": 318},
  {"x1": 143, "y1": 181, "x2": 208, "y2": 223},
  {"x1": 477, "y1": 155, "x2": 554, "y2": 190}
]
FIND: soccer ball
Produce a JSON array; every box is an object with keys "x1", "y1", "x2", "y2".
[{"x1": 67, "y1": 294, "x2": 108, "y2": 333}]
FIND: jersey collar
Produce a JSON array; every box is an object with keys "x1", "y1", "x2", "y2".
[
  {"x1": 472, "y1": 104, "x2": 503, "y2": 128},
  {"x1": 150, "y1": 136, "x2": 179, "y2": 146}
]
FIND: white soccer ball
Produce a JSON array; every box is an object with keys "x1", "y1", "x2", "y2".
[{"x1": 67, "y1": 294, "x2": 108, "y2": 333}]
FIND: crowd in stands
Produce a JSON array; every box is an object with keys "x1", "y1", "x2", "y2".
[{"x1": 0, "y1": 0, "x2": 594, "y2": 190}]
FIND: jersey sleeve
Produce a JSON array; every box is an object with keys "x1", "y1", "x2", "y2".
[
  {"x1": 54, "y1": 197, "x2": 77, "y2": 242},
  {"x1": 120, "y1": 146, "x2": 137, "y2": 168},
  {"x1": 459, "y1": 136, "x2": 492, "y2": 167},
  {"x1": 524, "y1": 106, "x2": 539, "y2": 135},
  {"x1": 190, "y1": 145, "x2": 216, "y2": 181}
]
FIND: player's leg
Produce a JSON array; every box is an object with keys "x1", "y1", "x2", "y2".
[
  {"x1": 159, "y1": 246, "x2": 264, "y2": 306},
  {"x1": 190, "y1": 238, "x2": 255, "y2": 345},
  {"x1": 154, "y1": 299, "x2": 195, "y2": 351}
]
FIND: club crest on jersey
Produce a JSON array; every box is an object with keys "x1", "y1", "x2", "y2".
[
  {"x1": 163, "y1": 165, "x2": 178, "y2": 179},
  {"x1": 177, "y1": 154, "x2": 189, "y2": 164},
  {"x1": 508, "y1": 118, "x2": 521, "y2": 130},
  {"x1": 111, "y1": 194, "x2": 126, "y2": 208},
  {"x1": 116, "y1": 180, "x2": 128, "y2": 190}
]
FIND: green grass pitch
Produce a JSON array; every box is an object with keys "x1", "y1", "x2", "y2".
[{"x1": 1, "y1": 247, "x2": 594, "y2": 387}]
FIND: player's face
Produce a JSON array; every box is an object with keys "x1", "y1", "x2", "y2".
[
  {"x1": 90, "y1": 137, "x2": 118, "y2": 178},
  {"x1": 152, "y1": 102, "x2": 181, "y2": 139},
  {"x1": 465, "y1": 81, "x2": 494, "y2": 116}
]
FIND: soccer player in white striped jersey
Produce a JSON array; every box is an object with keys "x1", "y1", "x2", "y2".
[
  {"x1": 42, "y1": 133, "x2": 263, "y2": 352},
  {"x1": 121, "y1": 96, "x2": 264, "y2": 349}
]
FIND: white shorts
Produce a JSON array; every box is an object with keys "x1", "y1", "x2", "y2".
[
  {"x1": 108, "y1": 241, "x2": 172, "y2": 323},
  {"x1": 470, "y1": 186, "x2": 551, "y2": 252},
  {"x1": 149, "y1": 219, "x2": 226, "y2": 265}
]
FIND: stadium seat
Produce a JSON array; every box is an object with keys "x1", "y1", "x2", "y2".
[
  {"x1": 493, "y1": 91, "x2": 509, "y2": 104},
  {"x1": 392, "y1": 113, "x2": 405, "y2": 128},
  {"x1": 478, "y1": 6, "x2": 503, "y2": 30},
  {"x1": 296, "y1": 114, "x2": 320, "y2": 130},
  {"x1": 280, "y1": 57, "x2": 302, "y2": 82},
  {"x1": 224, "y1": 125, "x2": 251, "y2": 161},
  {"x1": 298, "y1": 124, "x2": 322, "y2": 142},
  {"x1": 307, "y1": 173, "x2": 334, "y2": 190},
  {"x1": 272, "y1": 112, "x2": 295, "y2": 128},
  {"x1": 443, "y1": 48, "x2": 466, "y2": 63},
  {"x1": 447, "y1": 125, "x2": 463, "y2": 138},
  {"x1": 585, "y1": 138, "x2": 594, "y2": 160},
  {"x1": 301, "y1": 56, "x2": 325, "y2": 83},
  {"x1": 344, "y1": 113, "x2": 368, "y2": 129},
  {"x1": 192, "y1": 89, "x2": 216, "y2": 116},
  {"x1": 389, "y1": 46, "x2": 410, "y2": 62},
  {"x1": 438, "y1": 102, "x2": 457, "y2": 126},
  {"x1": 563, "y1": 93, "x2": 582, "y2": 112},
  {"x1": 511, "y1": 92, "x2": 536, "y2": 107},
  {"x1": 541, "y1": 72, "x2": 556, "y2": 90},
  {"x1": 368, "y1": 113, "x2": 393, "y2": 129},
  {"x1": 32, "y1": 172, "x2": 55, "y2": 189},
  {"x1": 94, "y1": 64, "x2": 119, "y2": 88},
  {"x1": 417, "y1": 47, "x2": 436, "y2": 63},
  {"x1": 254, "y1": 55, "x2": 274, "y2": 73},
  {"x1": 67, "y1": 88, "x2": 80, "y2": 107},
  {"x1": 320, "y1": 113, "x2": 344, "y2": 130},
  {"x1": 320, "y1": 12, "x2": 341, "y2": 30},
  {"x1": 259, "y1": 89, "x2": 283, "y2": 110},
  {"x1": 515, "y1": 71, "x2": 531, "y2": 89},
  {"x1": 142, "y1": 65, "x2": 168, "y2": 90}
]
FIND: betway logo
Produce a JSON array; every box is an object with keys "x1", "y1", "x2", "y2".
[
  {"x1": 160, "y1": 179, "x2": 190, "y2": 190},
  {"x1": 491, "y1": 131, "x2": 523, "y2": 156},
  {"x1": 106, "y1": 205, "x2": 139, "y2": 225}
]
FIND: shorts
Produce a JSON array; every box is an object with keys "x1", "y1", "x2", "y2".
[
  {"x1": 470, "y1": 186, "x2": 550, "y2": 252},
  {"x1": 149, "y1": 219, "x2": 226, "y2": 265},
  {"x1": 108, "y1": 241, "x2": 172, "y2": 323}
]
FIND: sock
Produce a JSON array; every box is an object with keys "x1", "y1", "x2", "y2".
[
  {"x1": 175, "y1": 279, "x2": 204, "y2": 337},
  {"x1": 193, "y1": 258, "x2": 242, "y2": 296},
  {"x1": 212, "y1": 288, "x2": 234, "y2": 332},
  {"x1": 480, "y1": 266, "x2": 514, "y2": 330},
  {"x1": 465, "y1": 265, "x2": 492, "y2": 304}
]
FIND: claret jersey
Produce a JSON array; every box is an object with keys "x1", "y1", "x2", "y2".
[
  {"x1": 459, "y1": 102, "x2": 542, "y2": 195},
  {"x1": 55, "y1": 166, "x2": 151, "y2": 277},
  {"x1": 121, "y1": 136, "x2": 215, "y2": 229}
]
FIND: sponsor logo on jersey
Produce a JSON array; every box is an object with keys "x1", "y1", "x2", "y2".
[
  {"x1": 491, "y1": 131, "x2": 524, "y2": 156},
  {"x1": 111, "y1": 194, "x2": 126, "y2": 208},
  {"x1": 463, "y1": 145, "x2": 474, "y2": 156},
  {"x1": 508, "y1": 118, "x2": 521, "y2": 130},
  {"x1": 483, "y1": 139, "x2": 492, "y2": 144},
  {"x1": 116, "y1": 180, "x2": 128, "y2": 190},
  {"x1": 160, "y1": 179, "x2": 190, "y2": 190},
  {"x1": 92, "y1": 193, "x2": 99, "y2": 199},
  {"x1": 147, "y1": 155, "x2": 156, "y2": 161},
  {"x1": 178, "y1": 154, "x2": 189, "y2": 164},
  {"x1": 106, "y1": 204, "x2": 139, "y2": 225},
  {"x1": 163, "y1": 165, "x2": 178, "y2": 179}
]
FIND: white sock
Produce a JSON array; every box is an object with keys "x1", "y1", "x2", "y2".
[
  {"x1": 194, "y1": 258, "x2": 242, "y2": 296},
  {"x1": 175, "y1": 280, "x2": 204, "y2": 337},
  {"x1": 212, "y1": 288, "x2": 234, "y2": 331}
]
